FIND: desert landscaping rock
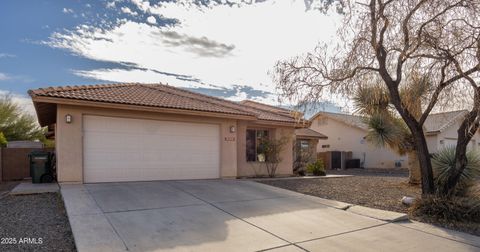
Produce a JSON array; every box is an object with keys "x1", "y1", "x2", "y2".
[
  {"x1": 259, "y1": 176, "x2": 420, "y2": 213},
  {"x1": 0, "y1": 193, "x2": 76, "y2": 252}
]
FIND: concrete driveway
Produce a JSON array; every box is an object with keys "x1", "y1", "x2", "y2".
[{"x1": 61, "y1": 180, "x2": 480, "y2": 252}]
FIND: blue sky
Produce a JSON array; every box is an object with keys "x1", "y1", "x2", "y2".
[
  {"x1": 0, "y1": 0, "x2": 342, "y2": 114},
  {"x1": 0, "y1": 1, "x2": 114, "y2": 93}
]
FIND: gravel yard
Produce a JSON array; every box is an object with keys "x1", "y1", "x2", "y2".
[
  {"x1": 0, "y1": 192, "x2": 76, "y2": 252},
  {"x1": 327, "y1": 168, "x2": 409, "y2": 177},
  {"x1": 259, "y1": 175, "x2": 421, "y2": 213}
]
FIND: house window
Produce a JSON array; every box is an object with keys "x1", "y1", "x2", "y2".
[
  {"x1": 300, "y1": 140, "x2": 310, "y2": 150},
  {"x1": 321, "y1": 144, "x2": 330, "y2": 148},
  {"x1": 246, "y1": 129, "x2": 269, "y2": 162}
]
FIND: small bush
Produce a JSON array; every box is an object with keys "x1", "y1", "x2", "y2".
[
  {"x1": 410, "y1": 195, "x2": 480, "y2": 223},
  {"x1": 0, "y1": 132, "x2": 6, "y2": 147},
  {"x1": 306, "y1": 160, "x2": 326, "y2": 176}
]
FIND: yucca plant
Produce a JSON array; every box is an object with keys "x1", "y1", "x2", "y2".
[
  {"x1": 432, "y1": 146, "x2": 480, "y2": 197},
  {"x1": 353, "y1": 80, "x2": 425, "y2": 184}
]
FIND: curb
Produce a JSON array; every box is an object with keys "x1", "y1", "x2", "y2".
[{"x1": 345, "y1": 205, "x2": 409, "y2": 222}]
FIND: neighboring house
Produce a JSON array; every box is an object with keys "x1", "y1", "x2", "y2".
[
  {"x1": 310, "y1": 112, "x2": 406, "y2": 169},
  {"x1": 424, "y1": 110, "x2": 480, "y2": 153},
  {"x1": 29, "y1": 83, "x2": 301, "y2": 183},
  {"x1": 310, "y1": 110, "x2": 480, "y2": 169}
]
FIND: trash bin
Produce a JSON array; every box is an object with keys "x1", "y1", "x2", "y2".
[{"x1": 29, "y1": 151, "x2": 54, "y2": 183}]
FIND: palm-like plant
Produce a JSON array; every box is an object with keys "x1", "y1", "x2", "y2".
[
  {"x1": 432, "y1": 146, "x2": 480, "y2": 196},
  {"x1": 0, "y1": 95, "x2": 44, "y2": 141},
  {"x1": 353, "y1": 76, "x2": 431, "y2": 184}
]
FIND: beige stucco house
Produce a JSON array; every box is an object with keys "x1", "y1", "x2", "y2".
[
  {"x1": 310, "y1": 110, "x2": 480, "y2": 170},
  {"x1": 424, "y1": 110, "x2": 480, "y2": 153},
  {"x1": 310, "y1": 112, "x2": 407, "y2": 169},
  {"x1": 29, "y1": 83, "x2": 303, "y2": 183}
]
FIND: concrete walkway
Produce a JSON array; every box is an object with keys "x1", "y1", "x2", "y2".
[
  {"x1": 60, "y1": 180, "x2": 480, "y2": 252},
  {"x1": 10, "y1": 182, "x2": 59, "y2": 195}
]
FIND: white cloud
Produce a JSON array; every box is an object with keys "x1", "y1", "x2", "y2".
[
  {"x1": 106, "y1": 1, "x2": 116, "y2": 9},
  {"x1": 48, "y1": 0, "x2": 340, "y2": 95},
  {"x1": 0, "y1": 90, "x2": 36, "y2": 116},
  {"x1": 73, "y1": 68, "x2": 203, "y2": 88},
  {"x1": 146, "y1": 16, "x2": 156, "y2": 24},
  {"x1": 0, "y1": 72, "x2": 10, "y2": 80},
  {"x1": 121, "y1": 7, "x2": 138, "y2": 16},
  {"x1": 62, "y1": 8, "x2": 74, "y2": 14},
  {"x1": 0, "y1": 53, "x2": 15, "y2": 58}
]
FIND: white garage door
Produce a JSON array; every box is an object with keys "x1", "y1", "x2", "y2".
[{"x1": 83, "y1": 115, "x2": 220, "y2": 183}]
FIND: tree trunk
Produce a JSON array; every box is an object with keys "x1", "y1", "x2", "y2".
[
  {"x1": 407, "y1": 151, "x2": 421, "y2": 184},
  {"x1": 442, "y1": 108, "x2": 480, "y2": 196},
  {"x1": 385, "y1": 84, "x2": 435, "y2": 195},
  {"x1": 411, "y1": 129, "x2": 435, "y2": 194}
]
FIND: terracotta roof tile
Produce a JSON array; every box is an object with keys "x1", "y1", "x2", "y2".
[
  {"x1": 29, "y1": 83, "x2": 297, "y2": 123},
  {"x1": 240, "y1": 100, "x2": 294, "y2": 116},
  {"x1": 295, "y1": 128, "x2": 328, "y2": 139}
]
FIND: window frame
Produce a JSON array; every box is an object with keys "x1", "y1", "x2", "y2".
[
  {"x1": 246, "y1": 128, "x2": 271, "y2": 162},
  {"x1": 299, "y1": 140, "x2": 310, "y2": 150}
]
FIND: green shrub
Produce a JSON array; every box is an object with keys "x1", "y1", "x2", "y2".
[
  {"x1": 432, "y1": 146, "x2": 480, "y2": 196},
  {"x1": 0, "y1": 132, "x2": 6, "y2": 147},
  {"x1": 410, "y1": 195, "x2": 480, "y2": 224},
  {"x1": 306, "y1": 160, "x2": 326, "y2": 176}
]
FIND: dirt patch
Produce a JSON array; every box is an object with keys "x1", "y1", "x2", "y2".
[
  {"x1": 259, "y1": 176, "x2": 420, "y2": 213},
  {"x1": 0, "y1": 193, "x2": 76, "y2": 252}
]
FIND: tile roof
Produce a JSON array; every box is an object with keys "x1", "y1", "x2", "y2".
[
  {"x1": 240, "y1": 100, "x2": 294, "y2": 116},
  {"x1": 29, "y1": 83, "x2": 297, "y2": 123},
  {"x1": 312, "y1": 110, "x2": 469, "y2": 134},
  {"x1": 295, "y1": 128, "x2": 328, "y2": 139},
  {"x1": 423, "y1": 110, "x2": 468, "y2": 134},
  {"x1": 314, "y1": 112, "x2": 369, "y2": 130}
]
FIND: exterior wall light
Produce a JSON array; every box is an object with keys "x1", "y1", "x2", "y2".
[
  {"x1": 65, "y1": 114, "x2": 73, "y2": 124},
  {"x1": 230, "y1": 126, "x2": 236, "y2": 133}
]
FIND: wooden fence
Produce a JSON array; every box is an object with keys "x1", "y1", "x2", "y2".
[{"x1": 0, "y1": 148, "x2": 54, "y2": 181}]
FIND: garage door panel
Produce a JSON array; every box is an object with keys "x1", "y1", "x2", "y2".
[{"x1": 83, "y1": 116, "x2": 220, "y2": 183}]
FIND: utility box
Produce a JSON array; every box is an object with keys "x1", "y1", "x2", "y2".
[
  {"x1": 346, "y1": 159, "x2": 361, "y2": 169},
  {"x1": 29, "y1": 151, "x2": 54, "y2": 183}
]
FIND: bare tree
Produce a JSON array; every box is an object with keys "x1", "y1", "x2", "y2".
[
  {"x1": 261, "y1": 137, "x2": 289, "y2": 178},
  {"x1": 274, "y1": 0, "x2": 480, "y2": 195}
]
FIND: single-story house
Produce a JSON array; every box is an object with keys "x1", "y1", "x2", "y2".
[
  {"x1": 29, "y1": 83, "x2": 307, "y2": 183},
  {"x1": 424, "y1": 110, "x2": 480, "y2": 153},
  {"x1": 309, "y1": 112, "x2": 406, "y2": 169},
  {"x1": 309, "y1": 110, "x2": 480, "y2": 169}
]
